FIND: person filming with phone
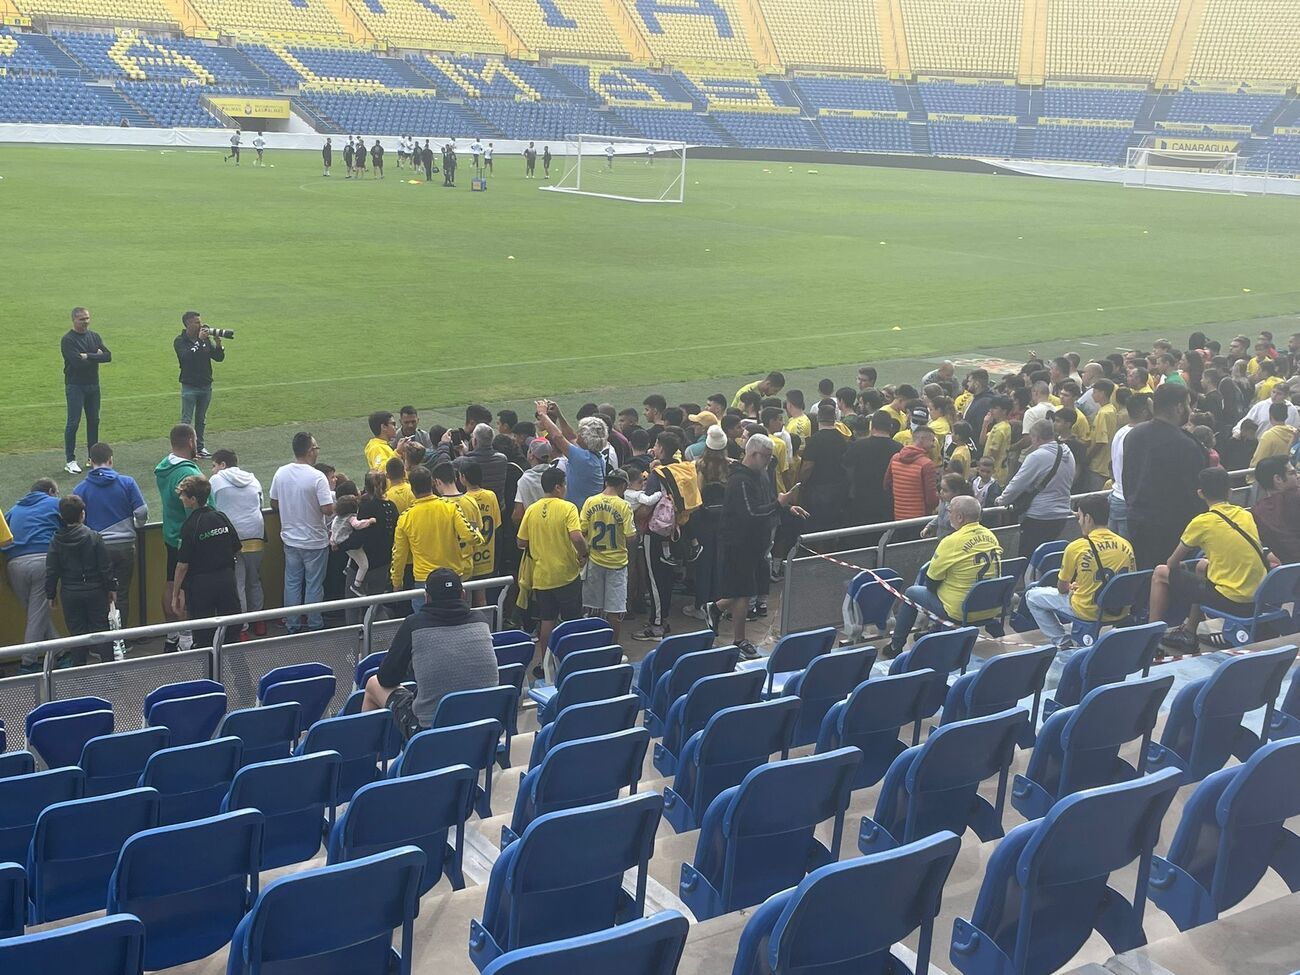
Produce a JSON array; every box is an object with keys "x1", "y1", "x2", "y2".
[{"x1": 175, "y1": 310, "x2": 231, "y2": 458}]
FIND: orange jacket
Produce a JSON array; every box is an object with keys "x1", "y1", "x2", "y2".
[{"x1": 885, "y1": 445, "x2": 939, "y2": 520}]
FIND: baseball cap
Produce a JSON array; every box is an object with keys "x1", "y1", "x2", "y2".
[
  {"x1": 527, "y1": 438, "x2": 553, "y2": 461},
  {"x1": 705, "y1": 424, "x2": 727, "y2": 451},
  {"x1": 424, "y1": 567, "x2": 464, "y2": 601},
  {"x1": 688, "y1": 410, "x2": 720, "y2": 428},
  {"x1": 909, "y1": 406, "x2": 930, "y2": 425}
]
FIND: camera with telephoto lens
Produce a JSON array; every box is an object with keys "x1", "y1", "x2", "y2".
[{"x1": 205, "y1": 328, "x2": 235, "y2": 339}]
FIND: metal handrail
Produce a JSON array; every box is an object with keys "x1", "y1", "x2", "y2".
[{"x1": 4, "y1": 575, "x2": 514, "y2": 667}]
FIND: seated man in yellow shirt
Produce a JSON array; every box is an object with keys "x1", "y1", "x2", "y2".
[
  {"x1": 889, "y1": 496, "x2": 1002, "y2": 654},
  {"x1": 364, "y1": 411, "x2": 398, "y2": 473},
  {"x1": 1024, "y1": 495, "x2": 1136, "y2": 649},
  {"x1": 1149, "y1": 466, "x2": 1274, "y2": 655}
]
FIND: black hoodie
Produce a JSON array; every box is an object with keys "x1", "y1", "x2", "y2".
[{"x1": 45, "y1": 523, "x2": 117, "y2": 600}]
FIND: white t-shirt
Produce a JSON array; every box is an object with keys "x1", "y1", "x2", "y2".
[
  {"x1": 253, "y1": 137, "x2": 265, "y2": 150},
  {"x1": 484, "y1": 147, "x2": 493, "y2": 160},
  {"x1": 1110, "y1": 424, "x2": 1133, "y2": 502},
  {"x1": 605, "y1": 146, "x2": 615, "y2": 156},
  {"x1": 230, "y1": 133, "x2": 240, "y2": 146},
  {"x1": 471, "y1": 142, "x2": 483, "y2": 155},
  {"x1": 1022, "y1": 401, "x2": 1053, "y2": 431},
  {"x1": 269, "y1": 462, "x2": 333, "y2": 549}
]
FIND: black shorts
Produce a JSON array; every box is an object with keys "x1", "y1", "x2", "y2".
[
  {"x1": 534, "y1": 578, "x2": 582, "y2": 622},
  {"x1": 1168, "y1": 563, "x2": 1255, "y2": 616},
  {"x1": 166, "y1": 544, "x2": 181, "y2": 582},
  {"x1": 717, "y1": 540, "x2": 767, "y2": 600}
]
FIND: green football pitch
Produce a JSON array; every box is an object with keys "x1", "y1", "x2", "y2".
[{"x1": 1, "y1": 144, "x2": 1298, "y2": 507}]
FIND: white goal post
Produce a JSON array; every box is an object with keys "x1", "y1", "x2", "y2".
[
  {"x1": 540, "y1": 133, "x2": 687, "y2": 204},
  {"x1": 1122, "y1": 145, "x2": 1244, "y2": 194}
]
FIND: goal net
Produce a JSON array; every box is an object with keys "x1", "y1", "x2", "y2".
[
  {"x1": 1123, "y1": 145, "x2": 1242, "y2": 194},
  {"x1": 540, "y1": 134, "x2": 686, "y2": 203}
]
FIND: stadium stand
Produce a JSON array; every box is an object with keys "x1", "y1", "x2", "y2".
[
  {"x1": 1246, "y1": 130, "x2": 1300, "y2": 174},
  {"x1": 916, "y1": 80, "x2": 1019, "y2": 115},
  {"x1": 556, "y1": 61, "x2": 696, "y2": 106},
  {"x1": 344, "y1": 0, "x2": 502, "y2": 53},
  {"x1": 412, "y1": 52, "x2": 559, "y2": 99},
  {"x1": 1044, "y1": 0, "x2": 1179, "y2": 82},
  {"x1": 235, "y1": 39, "x2": 305, "y2": 88},
  {"x1": 608, "y1": 106, "x2": 726, "y2": 145},
  {"x1": 0, "y1": 74, "x2": 126, "y2": 123},
  {"x1": 491, "y1": 0, "x2": 629, "y2": 60},
  {"x1": 285, "y1": 43, "x2": 425, "y2": 88},
  {"x1": 11, "y1": 0, "x2": 178, "y2": 29},
  {"x1": 187, "y1": 0, "x2": 348, "y2": 41},
  {"x1": 1041, "y1": 84, "x2": 1145, "y2": 120},
  {"x1": 712, "y1": 110, "x2": 823, "y2": 150},
  {"x1": 928, "y1": 117, "x2": 1017, "y2": 157},
  {"x1": 818, "y1": 114, "x2": 911, "y2": 153},
  {"x1": 1165, "y1": 88, "x2": 1285, "y2": 126},
  {"x1": 897, "y1": 0, "x2": 1022, "y2": 77},
  {"x1": 758, "y1": 0, "x2": 884, "y2": 72},
  {"x1": 1028, "y1": 120, "x2": 1132, "y2": 164},
  {"x1": 790, "y1": 74, "x2": 898, "y2": 112},
  {"x1": 295, "y1": 88, "x2": 488, "y2": 136},
  {"x1": 1188, "y1": 0, "x2": 1300, "y2": 83},
  {"x1": 473, "y1": 98, "x2": 620, "y2": 139},
  {"x1": 621, "y1": 0, "x2": 758, "y2": 66},
  {"x1": 0, "y1": 26, "x2": 63, "y2": 75}
]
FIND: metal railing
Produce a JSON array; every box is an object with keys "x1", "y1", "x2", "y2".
[
  {"x1": 778, "y1": 470, "x2": 1255, "y2": 636},
  {"x1": 0, "y1": 576, "x2": 513, "y2": 752}
]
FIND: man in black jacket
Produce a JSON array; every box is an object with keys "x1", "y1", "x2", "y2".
[
  {"x1": 172, "y1": 474, "x2": 241, "y2": 649},
  {"x1": 1122, "y1": 383, "x2": 1209, "y2": 569},
  {"x1": 175, "y1": 311, "x2": 226, "y2": 458},
  {"x1": 704, "y1": 434, "x2": 807, "y2": 659},
  {"x1": 61, "y1": 306, "x2": 112, "y2": 475},
  {"x1": 45, "y1": 494, "x2": 116, "y2": 666}
]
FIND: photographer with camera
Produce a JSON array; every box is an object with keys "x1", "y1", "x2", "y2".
[{"x1": 175, "y1": 311, "x2": 230, "y2": 458}]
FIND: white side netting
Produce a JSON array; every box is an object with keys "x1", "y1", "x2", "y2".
[
  {"x1": 1122, "y1": 145, "x2": 1251, "y2": 194},
  {"x1": 541, "y1": 133, "x2": 687, "y2": 203}
]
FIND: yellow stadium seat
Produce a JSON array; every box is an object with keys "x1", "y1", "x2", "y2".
[
  {"x1": 343, "y1": 0, "x2": 499, "y2": 52},
  {"x1": 492, "y1": 0, "x2": 628, "y2": 59},
  {"x1": 14, "y1": 0, "x2": 179, "y2": 27},
  {"x1": 897, "y1": 0, "x2": 1021, "y2": 76},
  {"x1": 188, "y1": 0, "x2": 348, "y2": 40},
  {"x1": 758, "y1": 0, "x2": 882, "y2": 72},
  {"x1": 1189, "y1": 0, "x2": 1300, "y2": 82},
  {"x1": 1045, "y1": 0, "x2": 1178, "y2": 82},
  {"x1": 620, "y1": 0, "x2": 757, "y2": 65}
]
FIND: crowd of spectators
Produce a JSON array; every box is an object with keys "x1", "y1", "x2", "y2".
[{"x1": 3, "y1": 329, "x2": 1299, "y2": 674}]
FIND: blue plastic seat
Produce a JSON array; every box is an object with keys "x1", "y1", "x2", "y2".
[
  {"x1": 498, "y1": 664, "x2": 527, "y2": 740},
  {"x1": 816, "y1": 669, "x2": 944, "y2": 788},
  {"x1": 547, "y1": 618, "x2": 611, "y2": 653},
  {"x1": 1147, "y1": 645, "x2": 1298, "y2": 782},
  {"x1": 330, "y1": 765, "x2": 476, "y2": 894},
  {"x1": 1027, "y1": 540, "x2": 1068, "y2": 582},
  {"x1": 505, "y1": 728, "x2": 650, "y2": 846},
  {"x1": 528, "y1": 646, "x2": 623, "y2": 714},
  {"x1": 654, "y1": 670, "x2": 765, "y2": 778},
  {"x1": 960, "y1": 576, "x2": 1017, "y2": 637},
  {"x1": 354, "y1": 651, "x2": 387, "y2": 690},
  {"x1": 941, "y1": 645, "x2": 1056, "y2": 747},
  {"x1": 258, "y1": 663, "x2": 337, "y2": 729},
  {"x1": 680, "y1": 748, "x2": 861, "y2": 920},
  {"x1": 645, "y1": 646, "x2": 740, "y2": 737},
  {"x1": 142, "y1": 679, "x2": 227, "y2": 747},
  {"x1": 731, "y1": 832, "x2": 962, "y2": 975},
  {"x1": 391, "y1": 719, "x2": 502, "y2": 822},
  {"x1": 529, "y1": 694, "x2": 641, "y2": 771},
  {"x1": 851, "y1": 568, "x2": 904, "y2": 636},
  {"x1": 1012, "y1": 674, "x2": 1173, "y2": 821},
  {"x1": 745, "y1": 626, "x2": 837, "y2": 697},
  {"x1": 0, "y1": 914, "x2": 145, "y2": 975},
  {"x1": 481, "y1": 911, "x2": 689, "y2": 975},
  {"x1": 217, "y1": 702, "x2": 303, "y2": 766},
  {"x1": 28, "y1": 787, "x2": 160, "y2": 923},
  {"x1": 1270, "y1": 673, "x2": 1300, "y2": 741},
  {"x1": 0, "y1": 863, "x2": 21, "y2": 939},
  {"x1": 1045, "y1": 621, "x2": 1162, "y2": 717},
  {"x1": 0, "y1": 752, "x2": 36, "y2": 780},
  {"x1": 536, "y1": 664, "x2": 634, "y2": 728},
  {"x1": 783, "y1": 647, "x2": 878, "y2": 747},
  {"x1": 221, "y1": 751, "x2": 341, "y2": 869},
  {"x1": 433, "y1": 684, "x2": 520, "y2": 773},
  {"x1": 494, "y1": 631, "x2": 537, "y2": 670},
  {"x1": 139, "y1": 736, "x2": 243, "y2": 826},
  {"x1": 550, "y1": 625, "x2": 615, "y2": 668},
  {"x1": 107, "y1": 809, "x2": 263, "y2": 969},
  {"x1": 889, "y1": 625, "x2": 978, "y2": 682},
  {"x1": 859, "y1": 708, "x2": 1026, "y2": 853},
  {"x1": 227, "y1": 847, "x2": 425, "y2": 975},
  {"x1": 1202, "y1": 563, "x2": 1300, "y2": 647},
  {"x1": 0, "y1": 768, "x2": 84, "y2": 866},
  {"x1": 1065, "y1": 570, "x2": 1153, "y2": 647},
  {"x1": 469, "y1": 793, "x2": 663, "y2": 971},
  {"x1": 1149, "y1": 736, "x2": 1300, "y2": 930},
  {"x1": 635, "y1": 630, "x2": 716, "y2": 707},
  {"x1": 663, "y1": 697, "x2": 800, "y2": 834},
  {"x1": 80, "y1": 728, "x2": 171, "y2": 797},
  {"x1": 26, "y1": 697, "x2": 114, "y2": 769},
  {"x1": 295, "y1": 711, "x2": 393, "y2": 804},
  {"x1": 950, "y1": 769, "x2": 1182, "y2": 975}
]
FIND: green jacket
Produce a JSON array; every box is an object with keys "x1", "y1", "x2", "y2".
[{"x1": 155, "y1": 454, "x2": 205, "y2": 548}]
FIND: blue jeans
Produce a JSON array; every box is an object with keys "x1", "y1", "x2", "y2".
[
  {"x1": 64, "y1": 383, "x2": 101, "y2": 462},
  {"x1": 283, "y1": 545, "x2": 328, "y2": 632},
  {"x1": 180, "y1": 384, "x2": 213, "y2": 451},
  {"x1": 891, "y1": 585, "x2": 949, "y2": 653},
  {"x1": 1107, "y1": 492, "x2": 1128, "y2": 538}
]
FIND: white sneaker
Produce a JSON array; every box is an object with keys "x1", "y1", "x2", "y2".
[{"x1": 64, "y1": 460, "x2": 82, "y2": 474}]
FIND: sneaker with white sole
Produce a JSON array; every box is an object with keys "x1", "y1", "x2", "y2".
[
  {"x1": 736, "y1": 640, "x2": 761, "y2": 661},
  {"x1": 64, "y1": 460, "x2": 82, "y2": 474},
  {"x1": 703, "y1": 602, "x2": 722, "y2": 633}
]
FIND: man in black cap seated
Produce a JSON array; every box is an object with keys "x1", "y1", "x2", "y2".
[{"x1": 361, "y1": 567, "x2": 498, "y2": 729}]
